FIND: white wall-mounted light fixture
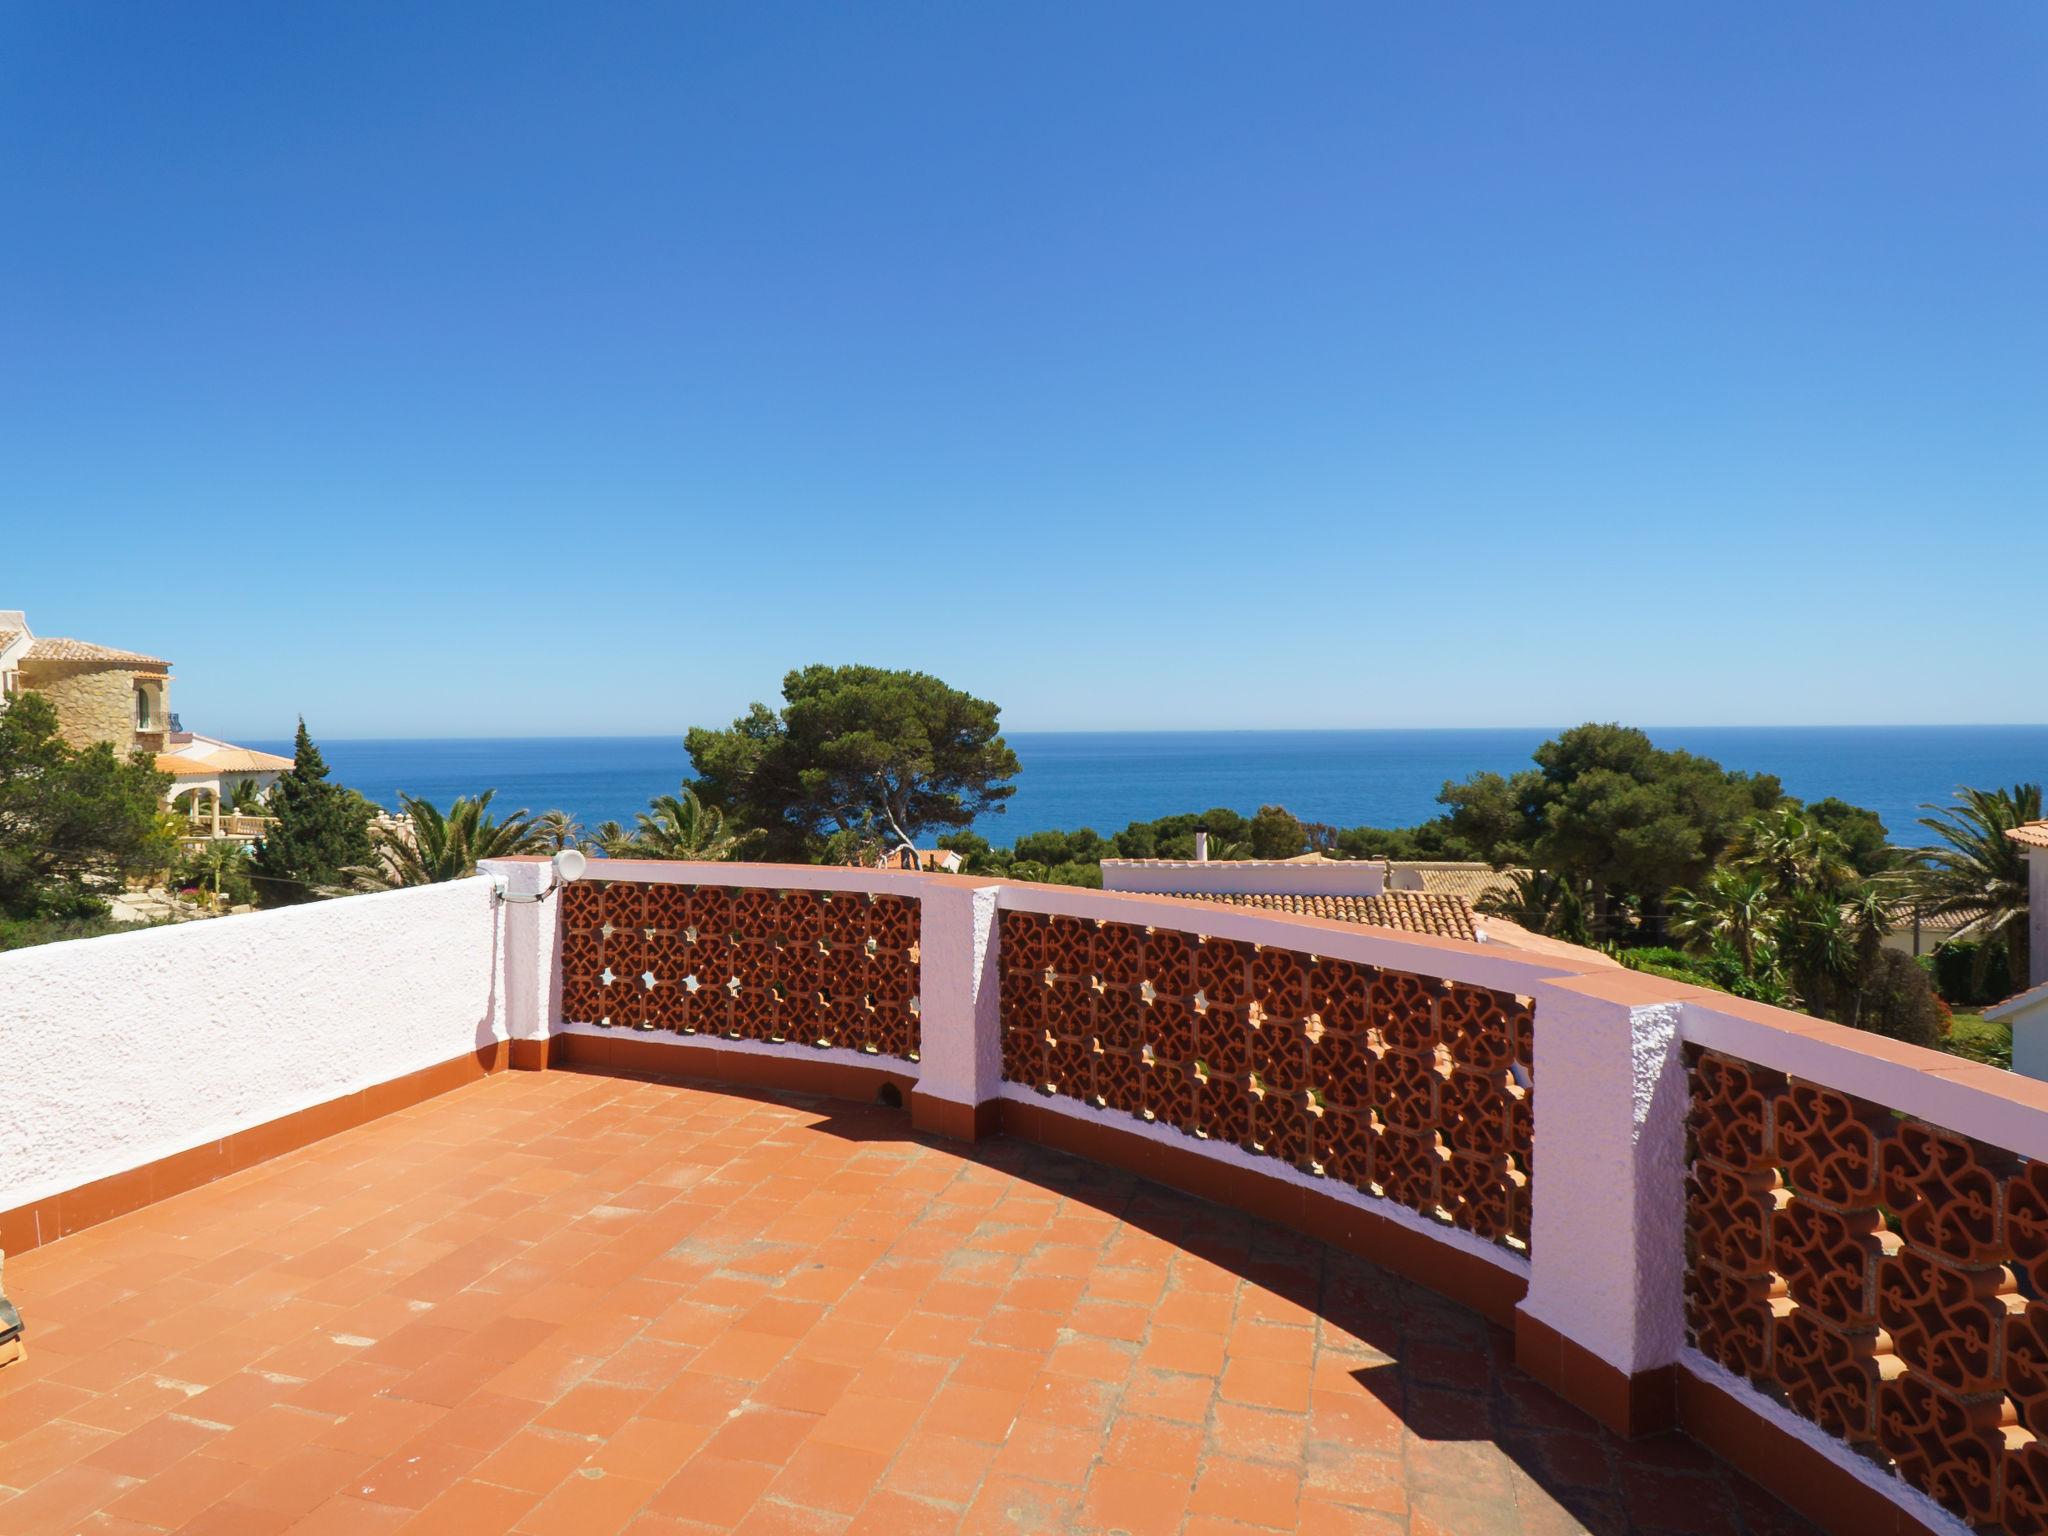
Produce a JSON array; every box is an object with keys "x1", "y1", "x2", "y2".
[{"x1": 492, "y1": 847, "x2": 586, "y2": 904}]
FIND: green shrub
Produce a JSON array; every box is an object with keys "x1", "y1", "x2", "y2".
[
  {"x1": 1931, "y1": 939, "x2": 2014, "y2": 1008},
  {"x1": 0, "y1": 914, "x2": 164, "y2": 952}
]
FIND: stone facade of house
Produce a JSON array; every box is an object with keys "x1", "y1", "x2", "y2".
[{"x1": 14, "y1": 655, "x2": 169, "y2": 756}]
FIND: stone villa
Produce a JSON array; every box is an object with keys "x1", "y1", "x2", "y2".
[{"x1": 0, "y1": 609, "x2": 290, "y2": 840}]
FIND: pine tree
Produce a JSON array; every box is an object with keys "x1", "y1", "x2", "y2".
[{"x1": 251, "y1": 719, "x2": 374, "y2": 905}]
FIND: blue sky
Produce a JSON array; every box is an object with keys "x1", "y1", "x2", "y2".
[{"x1": 4, "y1": 5, "x2": 2043, "y2": 738}]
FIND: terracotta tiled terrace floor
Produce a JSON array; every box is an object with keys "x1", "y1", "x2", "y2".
[{"x1": 0, "y1": 1070, "x2": 1821, "y2": 1536}]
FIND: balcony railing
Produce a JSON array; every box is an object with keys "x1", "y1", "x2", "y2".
[
  {"x1": 2, "y1": 857, "x2": 2036, "y2": 1536},
  {"x1": 179, "y1": 812, "x2": 274, "y2": 840}
]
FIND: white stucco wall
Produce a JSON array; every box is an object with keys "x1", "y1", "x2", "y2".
[
  {"x1": 1520, "y1": 982, "x2": 1687, "y2": 1373},
  {"x1": 0, "y1": 878, "x2": 504, "y2": 1213}
]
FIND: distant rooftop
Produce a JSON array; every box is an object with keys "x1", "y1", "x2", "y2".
[{"x1": 1160, "y1": 887, "x2": 1481, "y2": 943}]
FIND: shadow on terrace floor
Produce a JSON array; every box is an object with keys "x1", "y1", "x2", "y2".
[
  {"x1": 0, "y1": 1066, "x2": 1823, "y2": 1536},
  {"x1": 646, "y1": 1069, "x2": 1821, "y2": 1536}
]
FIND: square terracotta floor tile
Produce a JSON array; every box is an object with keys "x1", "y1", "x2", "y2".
[{"x1": 0, "y1": 1071, "x2": 1825, "y2": 1536}]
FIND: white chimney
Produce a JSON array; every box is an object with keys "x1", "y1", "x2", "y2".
[{"x1": 1194, "y1": 827, "x2": 1210, "y2": 862}]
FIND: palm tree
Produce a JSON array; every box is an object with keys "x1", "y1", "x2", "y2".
[
  {"x1": 1477, "y1": 869, "x2": 1588, "y2": 944},
  {"x1": 1728, "y1": 809, "x2": 1858, "y2": 899},
  {"x1": 376, "y1": 790, "x2": 545, "y2": 886},
  {"x1": 1670, "y1": 867, "x2": 1782, "y2": 979},
  {"x1": 1911, "y1": 783, "x2": 2041, "y2": 993},
  {"x1": 533, "y1": 809, "x2": 585, "y2": 852},
  {"x1": 631, "y1": 785, "x2": 748, "y2": 861},
  {"x1": 590, "y1": 820, "x2": 636, "y2": 858}
]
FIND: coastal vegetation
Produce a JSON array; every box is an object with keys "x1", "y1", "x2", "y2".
[
  {"x1": 1910, "y1": 782, "x2": 2039, "y2": 995},
  {"x1": 0, "y1": 690, "x2": 174, "y2": 928},
  {"x1": 250, "y1": 720, "x2": 376, "y2": 904},
  {"x1": 684, "y1": 665, "x2": 1019, "y2": 862},
  {"x1": 374, "y1": 790, "x2": 545, "y2": 886},
  {"x1": 207, "y1": 699, "x2": 2048, "y2": 1060}
]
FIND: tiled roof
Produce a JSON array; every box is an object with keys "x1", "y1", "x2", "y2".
[
  {"x1": 1161, "y1": 888, "x2": 1479, "y2": 942},
  {"x1": 25, "y1": 636, "x2": 170, "y2": 668},
  {"x1": 2010, "y1": 821, "x2": 2048, "y2": 851},
  {"x1": 1105, "y1": 855, "x2": 1343, "y2": 869},
  {"x1": 0, "y1": 629, "x2": 20, "y2": 655},
  {"x1": 1988, "y1": 978, "x2": 2048, "y2": 1021},
  {"x1": 1388, "y1": 862, "x2": 1524, "y2": 903},
  {"x1": 155, "y1": 743, "x2": 295, "y2": 776}
]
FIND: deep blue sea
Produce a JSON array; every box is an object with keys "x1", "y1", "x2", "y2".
[{"x1": 246, "y1": 727, "x2": 2048, "y2": 850}]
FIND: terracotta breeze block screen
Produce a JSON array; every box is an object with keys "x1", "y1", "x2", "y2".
[
  {"x1": 997, "y1": 910, "x2": 1534, "y2": 1252},
  {"x1": 1686, "y1": 1046, "x2": 2048, "y2": 1532},
  {"x1": 559, "y1": 881, "x2": 920, "y2": 1061}
]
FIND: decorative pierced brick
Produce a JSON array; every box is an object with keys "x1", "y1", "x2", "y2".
[
  {"x1": 1310, "y1": 957, "x2": 1373, "y2": 1032},
  {"x1": 1772, "y1": 1196, "x2": 1888, "y2": 1326},
  {"x1": 1196, "y1": 937, "x2": 1253, "y2": 1007},
  {"x1": 1683, "y1": 1047, "x2": 2048, "y2": 1534},
  {"x1": 1878, "y1": 1373, "x2": 2014, "y2": 1528},
  {"x1": 1377, "y1": 1126, "x2": 1443, "y2": 1216},
  {"x1": 1250, "y1": 948, "x2": 1307, "y2": 1025},
  {"x1": 599, "y1": 882, "x2": 644, "y2": 932},
  {"x1": 2003, "y1": 1440, "x2": 2048, "y2": 1536},
  {"x1": 2011, "y1": 1304, "x2": 2048, "y2": 1442},
  {"x1": 992, "y1": 911, "x2": 1531, "y2": 1253},
  {"x1": 1250, "y1": 1019, "x2": 1311, "y2": 1094},
  {"x1": 1095, "y1": 984, "x2": 1143, "y2": 1053},
  {"x1": 871, "y1": 895, "x2": 917, "y2": 951},
  {"x1": 1438, "y1": 983, "x2": 1518, "y2": 1075},
  {"x1": 1141, "y1": 1059, "x2": 1197, "y2": 1130},
  {"x1": 1201, "y1": 1074, "x2": 1252, "y2": 1146},
  {"x1": 558, "y1": 883, "x2": 920, "y2": 1059},
  {"x1": 1095, "y1": 1049, "x2": 1144, "y2": 1115},
  {"x1": 1688, "y1": 1050, "x2": 1781, "y2": 1169},
  {"x1": 2008, "y1": 1164, "x2": 2048, "y2": 1295},
  {"x1": 1317, "y1": 1107, "x2": 1377, "y2": 1187},
  {"x1": 1776, "y1": 1081, "x2": 1888, "y2": 1207},
  {"x1": 1094, "y1": 923, "x2": 1144, "y2": 987},
  {"x1": 1148, "y1": 932, "x2": 1193, "y2": 999},
  {"x1": 1881, "y1": 1120, "x2": 2015, "y2": 1268},
  {"x1": 1878, "y1": 1248, "x2": 2020, "y2": 1396},
  {"x1": 1310, "y1": 1027, "x2": 1374, "y2": 1110},
  {"x1": 1773, "y1": 1309, "x2": 1884, "y2": 1443},
  {"x1": 643, "y1": 882, "x2": 688, "y2": 932},
  {"x1": 1686, "y1": 1259, "x2": 1776, "y2": 1382},
  {"x1": 1046, "y1": 915, "x2": 1093, "y2": 977}
]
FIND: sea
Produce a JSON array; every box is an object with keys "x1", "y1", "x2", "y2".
[{"x1": 244, "y1": 727, "x2": 2048, "y2": 851}]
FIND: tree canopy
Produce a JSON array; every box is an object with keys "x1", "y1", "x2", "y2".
[
  {"x1": 687, "y1": 666, "x2": 1018, "y2": 860},
  {"x1": 250, "y1": 720, "x2": 375, "y2": 904},
  {"x1": 1440, "y1": 723, "x2": 1785, "y2": 939},
  {"x1": 0, "y1": 691, "x2": 174, "y2": 919}
]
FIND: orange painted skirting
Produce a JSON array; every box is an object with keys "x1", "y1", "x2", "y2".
[
  {"x1": 995, "y1": 1097, "x2": 1529, "y2": 1330},
  {"x1": 1512, "y1": 1310, "x2": 1674, "y2": 1439},
  {"x1": 551, "y1": 1031, "x2": 917, "y2": 1106},
  {"x1": 1674, "y1": 1366, "x2": 1943, "y2": 1536},
  {"x1": 0, "y1": 1040, "x2": 512, "y2": 1259}
]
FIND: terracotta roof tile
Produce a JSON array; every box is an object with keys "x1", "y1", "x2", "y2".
[
  {"x1": 25, "y1": 636, "x2": 170, "y2": 668},
  {"x1": 1387, "y1": 862, "x2": 1525, "y2": 903},
  {"x1": 2009, "y1": 821, "x2": 2048, "y2": 851},
  {"x1": 1160, "y1": 888, "x2": 1479, "y2": 943}
]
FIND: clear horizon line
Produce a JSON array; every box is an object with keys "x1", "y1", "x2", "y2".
[{"x1": 222, "y1": 721, "x2": 2048, "y2": 742}]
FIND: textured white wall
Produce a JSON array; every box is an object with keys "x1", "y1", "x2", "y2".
[
  {"x1": 0, "y1": 878, "x2": 504, "y2": 1212},
  {"x1": 916, "y1": 881, "x2": 1002, "y2": 1105},
  {"x1": 1521, "y1": 982, "x2": 1688, "y2": 1372}
]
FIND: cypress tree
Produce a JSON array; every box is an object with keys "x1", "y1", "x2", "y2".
[{"x1": 251, "y1": 719, "x2": 374, "y2": 905}]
